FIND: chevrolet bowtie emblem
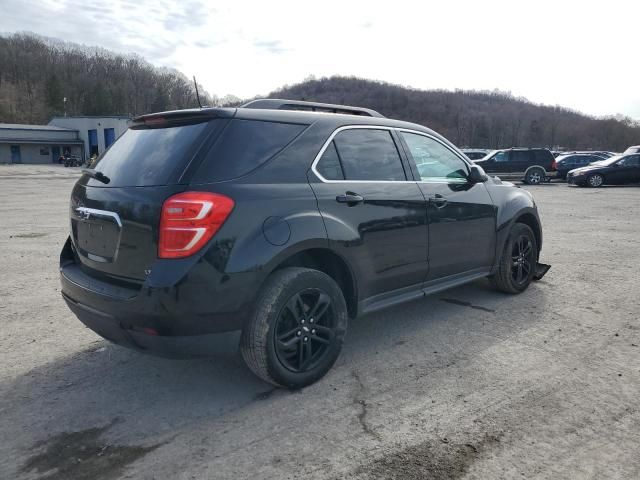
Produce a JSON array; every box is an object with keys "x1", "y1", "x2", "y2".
[{"x1": 76, "y1": 207, "x2": 92, "y2": 220}]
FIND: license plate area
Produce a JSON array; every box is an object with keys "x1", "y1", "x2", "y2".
[{"x1": 71, "y1": 208, "x2": 122, "y2": 263}]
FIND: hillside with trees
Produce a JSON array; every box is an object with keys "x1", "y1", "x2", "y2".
[
  {"x1": 0, "y1": 33, "x2": 219, "y2": 124},
  {"x1": 1, "y1": 33, "x2": 638, "y2": 151},
  {"x1": 269, "y1": 76, "x2": 640, "y2": 151}
]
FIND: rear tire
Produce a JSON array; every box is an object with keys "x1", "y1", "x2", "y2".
[
  {"x1": 489, "y1": 223, "x2": 538, "y2": 294},
  {"x1": 240, "y1": 267, "x2": 348, "y2": 389},
  {"x1": 524, "y1": 167, "x2": 545, "y2": 185}
]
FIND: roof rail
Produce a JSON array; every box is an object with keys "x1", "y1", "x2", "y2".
[{"x1": 241, "y1": 99, "x2": 385, "y2": 118}]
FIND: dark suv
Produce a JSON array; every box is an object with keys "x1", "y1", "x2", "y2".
[
  {"x1": 473, "y1": 148, "x2": 556, "y2": 184},
  {"x1": 60, "y1": 99, "x2": 549, "y2": 388},
  {"x1": 555, "y1": 153, "x2": 606, "y2": 180}
]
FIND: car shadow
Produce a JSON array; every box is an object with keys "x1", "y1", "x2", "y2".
[{"x1": 1, "y1": 279, "x2": 549, "y2": 479}]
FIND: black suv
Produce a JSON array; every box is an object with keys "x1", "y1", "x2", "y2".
[
  {"x1": 473, "y1": 148, "x2": 556, "y2": 184},
  {"x1": 60, "y1": 99, "x2": 549, "y2": 388}
]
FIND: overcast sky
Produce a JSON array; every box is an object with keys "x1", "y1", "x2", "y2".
[{"x1": 1, "y1": 0, "x2": 638, "y2": 119}]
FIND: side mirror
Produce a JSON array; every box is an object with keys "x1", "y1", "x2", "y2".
[{"x1": 468, "y1": 165, "x2": 488, "y2": 183}]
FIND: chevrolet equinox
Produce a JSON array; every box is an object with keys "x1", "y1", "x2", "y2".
[{"x1": 60, "y1": 99, "x2": 549, "y2": 388}]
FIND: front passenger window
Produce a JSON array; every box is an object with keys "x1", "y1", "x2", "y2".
[
  {"x1": 400, "y1": 132, "x2": 469, "y2": 182},
  {"x1": 493, "y1": 152, "x2": 509, "y2": 162}
]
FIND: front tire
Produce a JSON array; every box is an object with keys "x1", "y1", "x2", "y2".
[
  {"x1": 240, "y1": 267, "x2": 348, "y2": 389},
  {"x1": 587, "y1": 173, "x2": 604, "y2": 187},
  {"x1": 490, "y1": 223, "x2": 538, "y2": 294}
]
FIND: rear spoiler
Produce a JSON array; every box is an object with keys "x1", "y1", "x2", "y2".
[
  {"x1": 129, "y1": 108, "x2": 236, "y2": 128},
  {"x1": 241, "y1": 99, "x2": 385, "y2": 118}
]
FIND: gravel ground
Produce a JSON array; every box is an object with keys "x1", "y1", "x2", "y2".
[{"x1": 0, "y1": 165, "x2": 639, "y2": 480}]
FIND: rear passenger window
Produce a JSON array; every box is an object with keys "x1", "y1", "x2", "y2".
[
  {"x1": 195, "y1": 119, "x2": 306, "y2": 182},
  {"x1": 333, "y1": 129, "x2": 406, "y2": 181},
  {"x1": 511, "y1": 151, "x2": 531, "y2": 163},
  {"x1": 316, "y1": 142, "x2": 345, "y2": 180}
]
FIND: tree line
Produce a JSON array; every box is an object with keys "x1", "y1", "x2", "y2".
[
  {"x1": 1, "y1": 33, "x2": 638, "y2": 151},
  {"x1": 269, "y1": 76, "x2": 640, "y2": 151},
  {"x1": 0, "y1": 33, "x2": 224, "y2": 124}
]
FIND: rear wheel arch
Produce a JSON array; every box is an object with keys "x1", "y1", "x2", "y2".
[
  {"x1": 272, "y1": 248, "x2": 358, "y2": 318},
  {"x1": 523, "y1": 165, "x2": 546, "y2": 184}
]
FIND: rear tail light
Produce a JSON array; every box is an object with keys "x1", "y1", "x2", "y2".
[
  {"x1": 551, "y1": 159, "x2": 557, "y2": 171},
  {"x1": 159, "y1": 192, "x2": 234, "y2": 259}
]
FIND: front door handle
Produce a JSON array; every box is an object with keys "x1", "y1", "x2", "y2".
[
  {"x1": 429, "y1": 194, "x2": 448, "y2": 208},
  {"x1": 336, "y1": 192, "x2": 364, "y2": 205}
]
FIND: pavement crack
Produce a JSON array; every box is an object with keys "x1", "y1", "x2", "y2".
[
  {"x1": 352, "y1": 370, "x2": 381, "y2": 441},
  {"x1": 440, "y1": 297, "x2": 495, "y2": 313}
]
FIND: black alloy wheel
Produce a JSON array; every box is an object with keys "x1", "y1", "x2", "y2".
[
  {"x1": 489, "y1": 223, "x2": 538, "y2": 294},
  {"x1": 274, "y1": 289, "x2": 336, "y2": 373},
  {"x1": 241, "y1": 267, "x2": 348, "y2": 389},
  {"x1": 511, "y1": 234, "x2": 534, "y2": 287}
]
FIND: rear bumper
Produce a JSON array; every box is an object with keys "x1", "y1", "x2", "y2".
[
  {"x1": 63, "y1": 292, "x2": 241, "y2": 357},
  {"x1": 60, "y1": 237, "x2": 247, "y2": 357}
]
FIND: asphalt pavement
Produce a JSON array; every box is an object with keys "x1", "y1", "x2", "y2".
[{"x1": 1, "y1": 165, "x2": 639, "y2": 479}]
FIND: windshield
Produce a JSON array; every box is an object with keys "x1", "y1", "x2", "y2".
[{"x1": 592, "y1": 155, "x2": 623, "y2": 166}]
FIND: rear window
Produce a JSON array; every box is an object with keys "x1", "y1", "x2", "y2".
[
  {"x1": 194, "y1": 119, "x2": 307, "y2": 182},
  {"x1": 92, "y1": 122, "x2": 208, "y2": 187}
]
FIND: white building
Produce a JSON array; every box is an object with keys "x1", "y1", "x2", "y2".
[
  {"x1": 48, "y1": 116, "x2": 129, "y2": 159},
  {"x1": 0, "y1": 116, "x2": 130, "y2": 164},
  {"x1": 0, "y1": 124, "x2": 84, "y2": 164}
]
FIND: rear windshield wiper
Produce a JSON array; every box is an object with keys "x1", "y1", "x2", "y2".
[{"x1": 82, "y1": 169, "x2": 110, "y2": 184}]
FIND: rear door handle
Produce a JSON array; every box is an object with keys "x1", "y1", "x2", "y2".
[
  {"x1": 429, "y1": 194, "x2": 448, "y2": 208},
  {"x1": 336, "y1": 192, "x2": 364, "y2": 205}
]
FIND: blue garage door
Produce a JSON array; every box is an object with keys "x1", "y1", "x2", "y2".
[
  {"x1": 10, "y1": 145, "x2": 21, "y2": 164},
  {"x1": 52, "y1": 146, "x2": 60, "y2": 163},
  {"x1": 88, "y1": 129, "x2": 99, "y2": 157},
  {"x1": 104, "y1": 128, "x2": 116, "y2": 149}
]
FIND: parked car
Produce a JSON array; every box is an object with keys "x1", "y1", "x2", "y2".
[
  {"x1": 555, "y1": 153, "x2": 606, "y2": 180},
  {"x1": 567, "y1": 153, "x2": 640, "y2": 187},
  {"x1": 461, "y1": 149, "x2": 489, "y2": 160},
  {"x1": 473, "y1": 148, "x2": 556, "y2": 184},
  {"x1": 60, "y1": 99, "x2": 549, "y2": 388},
  {"x1": 561, "y1": 150, "x2": 614, "y2": 158},
  {"x1": 591, "y1": 151, "x2": 616, "y2": 158},
  {"x1": 623, "y1": 145, "x2": 640, "y2": 154}
]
